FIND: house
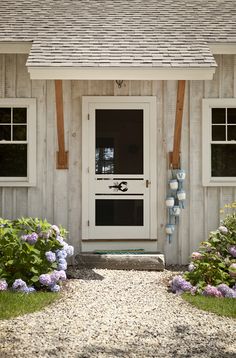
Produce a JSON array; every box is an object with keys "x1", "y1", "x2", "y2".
[{"x1": 0, "y1": 0, "x2": 235, "y2": 265}]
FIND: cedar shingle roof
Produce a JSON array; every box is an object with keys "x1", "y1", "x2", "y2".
[{"x1": 0, "y1": 0, "x2": 235, "y2": 68}]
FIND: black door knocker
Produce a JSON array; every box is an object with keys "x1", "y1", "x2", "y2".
[{"x1": 109, "y1": 181, "x2": 128, "y2": 192}]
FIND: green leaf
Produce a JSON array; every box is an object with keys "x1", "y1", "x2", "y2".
[{"x1": 31, "y1": 275, "x2": 39, "y2": 283}]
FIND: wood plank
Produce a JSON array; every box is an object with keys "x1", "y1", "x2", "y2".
[
  {"x1": 170, "y1": 80, "x2": 186, "y2": 169},
  {"x1": 189, "y1": 80, "x2": 205, "y2": 253},
  {"x1": 55, "y1": 80, "x2": 68, "y2": 169},
  {"x1": 152, "y1": 80, "x2": 165, "y2": 256}
]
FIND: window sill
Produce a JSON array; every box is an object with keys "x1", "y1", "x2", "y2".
[
  {"x1": 203, "y1": 178, "x2": 236, "y2": 187},
  {"x1": 0, "y1": 179, "x2": 36, "y2": 187}
]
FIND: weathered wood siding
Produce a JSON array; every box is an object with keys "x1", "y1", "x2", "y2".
[{"x1": 0, "y1": 54, "x2": 235, "y2": 264}]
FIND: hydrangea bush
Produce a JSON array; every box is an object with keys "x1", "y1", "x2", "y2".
[
  {"x1": 170, "y1": 212, "x2": 236, "y2": 298},
  {"x1": 0, "y1": 217, "x2": 74, "y2": 293}
]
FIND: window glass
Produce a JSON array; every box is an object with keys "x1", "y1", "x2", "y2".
[
  {"x1": 211, "y1": 144, "x2": 236, "y2": 177},
  {"x1": 0, "y1": 144, "x2": 27, "y2": 177},
  {"x1": 96, "y1": 109, "x2": 143, "y2": 175},
  {"x1": 13, "y1": 108, "x2": 27, "y2": 123},
  {"x1": 96, "y1": 199, "x2": 143, "y2": 226},
  {"x1": 0, "y1": 126, "x2": 11, "y2": 141},
  {"x1": 228, "y1": 126, "x2": 236, "y2": 141},
  {"x1": 0, "y1": 108, "x2": 11, "y2": 123},
  {"x1": 212, "y1": 125, "x2": 226, "y2": 141},
  {"x1": 13, "y1": 125, "x2": 27, "y2": 141},
  {"x1": 227, "y1": 108, "x2": 236, "y2": 124},
  {"x1": 212, "y1": 108, "x2": 225, "y2": 124}
]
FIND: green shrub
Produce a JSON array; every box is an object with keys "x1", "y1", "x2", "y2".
[
  {"x1": 184, "y1": 213, "x2": 236, "y2": 290},
  {"x1": 0, "y1": 217, "x2": 73, "y2": 292}
]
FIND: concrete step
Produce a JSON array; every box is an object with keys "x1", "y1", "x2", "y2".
[{"x1": 75, "y1": 252, "x2": 165, "y2": 271}]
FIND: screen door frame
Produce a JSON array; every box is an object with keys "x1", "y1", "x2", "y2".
[{"x1": 82, "y1": 96, "x2": 157, "y2": 240}]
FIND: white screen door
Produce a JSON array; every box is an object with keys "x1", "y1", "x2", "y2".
[{"x1": 82, "y1": 97, "x2": 156, "y2": 240}]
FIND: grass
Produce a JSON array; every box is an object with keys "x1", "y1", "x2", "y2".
[
  {"x1": 183, "y1": 293, "x2": 236, "y2": 318},
  {"x1": 0, "y1": 291, "x2": 59, "y2": 320}
]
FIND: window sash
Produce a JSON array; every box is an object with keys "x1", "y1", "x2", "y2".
[
  {"x1": 202, "y1": 98, "x2": 236, "y2": 186},
  {"x1": 0, "y1": 99, "x2": 36, "y2": 186}
]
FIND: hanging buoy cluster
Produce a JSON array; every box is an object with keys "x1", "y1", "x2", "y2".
[{"x1": 165, "y1": 169, "x2": 186, "y2": 243}]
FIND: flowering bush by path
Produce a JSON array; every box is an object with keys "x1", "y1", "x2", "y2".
[
  {"x1": 170, "y1": 212, "x2": 236, "y2": 298},
  {"x1": 0, "y1": 217, "x2": 74, "y2": 293}
]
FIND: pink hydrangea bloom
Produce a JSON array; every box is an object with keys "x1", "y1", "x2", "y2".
[
  {"x1": 0, "y1": 279, "x2": 8, "y2": 291},
  {"x1": 203, "y1": 285, "x2": 223, "y2": 297},
  {"x1": 191, "y1": 252, "x2": 203, "y2": 260}
]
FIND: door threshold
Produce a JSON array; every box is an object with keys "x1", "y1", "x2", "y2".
[
  {"x1": 82, "y1": 238, "x2": 157, "y2": 242},
  {"x1": 75, "y1": 252, "x2": 165, "y2": 271}
]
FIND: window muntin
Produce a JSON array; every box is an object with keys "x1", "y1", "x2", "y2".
[
  {"x1": 0, "y1": 99, "x2": 36, "y2": 186},
  {"x1": 203, "y1": 99, "x2": 236, "y2": 186}
]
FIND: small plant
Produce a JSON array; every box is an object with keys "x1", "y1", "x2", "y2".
[
  {"x1": 170, "y1": 210, "x2": 236, "y2": 298},
  {"x1": 0, "y1": 217, "x2": 74, "y2": 293}
]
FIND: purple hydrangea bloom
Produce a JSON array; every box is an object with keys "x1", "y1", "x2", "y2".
[
  {"x1": 51, "y1": 270, "x2": 61, "y2": 283},
  {"x1": 190, "y1": 286, "x2": 198, "y2": 296},
  {"x1": 58, "y1": 270, "x2": 67, "y2": 281},
  {"x1": 0, "y1": 279, "x2": 8, "y2": 291},
  {"x1": 39, "y1": 274, "x2": 52, "y2": 286},
  {"x1": 51, "y1": 225, "x2": 60, "y2": 235},
  {"x1": 56, "y1": 249, "x2": 67, "y2": 260},
  {"x1": 225, "y1": 289, "x2": 236, "y2": 298},
  {"x1": 188, "y1": 263, "x2": 195, "y2": 272},
  {"x1": 27, "y1": 287, "x2": 36, "y2": 293},
  {"x1": 27, "y1": 232, "x2": 38, "y2": 245},
  {"x1": 218, "y1": 226, "x2": 228, "y2": 234},
  {"x1": 45, "y1": 251, "x2": 56, "y2": 263},
  {"x1": 233, "y1": 284, "x2": 236, "y2": 291},
  {"x1": 229, "y1": 246, "x2": 236, "y2": 258},
  {"x1": 203, "y1": 285, "x2": 222, "y2": 297},
  {"x1": 58, "y1": 258, "x2": 67, "y2": 271},
  {"x1": 217, "y1": 283, "x2": 231, "y2": 297},
  {"x1": 50, "y1": 284, "x2": 60, "y2": 292},
  {"x1": 171, "y1": 275, "x2": 192, "y2": 294},
  {"x1": 12, "y1": 279, "x2": 27, "y2": 291}
]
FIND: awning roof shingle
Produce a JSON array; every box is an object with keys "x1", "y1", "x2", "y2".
[{"x1": 0, "y1": 0, "x2": 235, "y2": 68}]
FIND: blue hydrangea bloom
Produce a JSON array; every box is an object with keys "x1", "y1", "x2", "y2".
[
  {"x1": 58, "y1": 258, "x2": 67, "y2": 271},
  {"x1": 171, "y1": 275, "x2": 192, "y2": 294},
  {"x1": 45, "y1": 251, "x2": 56, "y2": 263},
  {"x1": 66, "y1": 245, "x2": 74, "y2": 257},
  {"x1": 50, "y1": 284, "x2": 60, "y2": 292},
  {"x1": 39, "y1": 274, "x2": 52, "y2": 286},
  {"x1": 12, "y1": 279, "x2": 27, "y2": 291},
  {"x1": 56, "y1": 249, "x2": 67, "y2": 259},
  {"x1": 27, "y1": 232, "x2": 38, "y2": 245},
  {"x1": 217, "y1": 283, "x2": 231, "y2": 296},
  {"x1": 51, "y1": 225, "x2": 60, "y2": 235}
]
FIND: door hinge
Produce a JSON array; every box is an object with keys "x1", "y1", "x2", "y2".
[
  {"x1": 88, "y1": 113, "x2": 90, "y2": 120},
  {"x1": 87, "y1": 167, "x2": 90, "y2": 173},
  {"x1": 87, "y1": 220, "x2": 90, "y2": 226}
]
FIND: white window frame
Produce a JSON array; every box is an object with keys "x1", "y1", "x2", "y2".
[
  {"x1": 0, "y1": 98, "x2": 36, "y2": 187},
  {"x1": 202, "y1": 98, "x2": 236, "y2": 186}
]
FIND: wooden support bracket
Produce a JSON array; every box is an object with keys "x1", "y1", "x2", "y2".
[
  {"x1": 55, "y1": 80, "x2": 68, "y2": 169},
  {"x1": 169, "y1": 80, "x2": 186, "y2": 169}
]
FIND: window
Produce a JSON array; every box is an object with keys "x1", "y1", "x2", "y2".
[
  {"x1": 0, "y1": 99, "x2": 36, "y2": 186},
  {"x1": 202, "y1": 99, "x2": 236, "y2": 186}
]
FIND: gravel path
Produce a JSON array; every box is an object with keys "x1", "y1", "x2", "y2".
[{"x1": 0, "y1": 269, "x2": 235, "y2": 358}]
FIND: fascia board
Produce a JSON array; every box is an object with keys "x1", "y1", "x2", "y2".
[
  {"x1": 0, "y1": 42, "x2": 32, "y2": 54},
  {"x1": 28, "y1": 66, "x2": 216, "y2": 80}
]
